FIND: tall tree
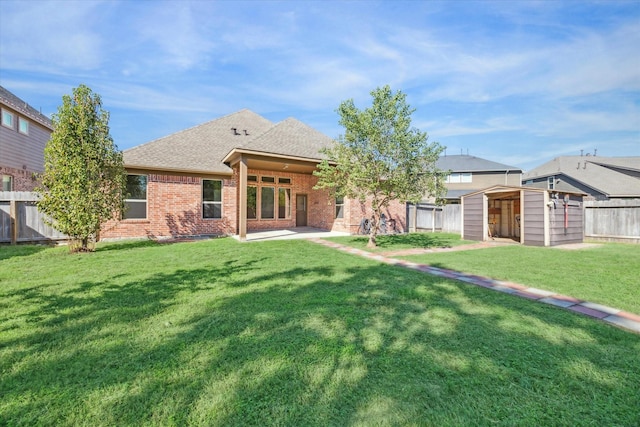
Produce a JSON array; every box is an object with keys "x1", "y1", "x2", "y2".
[
  {"x1": 37, "y1": 84, "x2": 125, "y2": 252},
  {"x1": 314, "y1": 85, "x2": 446, "y2": 248}
]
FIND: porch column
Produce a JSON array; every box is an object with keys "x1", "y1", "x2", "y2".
[{"x1": 238, "y1": 156, "x2": 248, "y2": 240}]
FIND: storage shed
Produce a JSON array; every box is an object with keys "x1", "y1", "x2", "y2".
[{"x1": 461, "y1": 185, "x2": 585, "y2": 246}]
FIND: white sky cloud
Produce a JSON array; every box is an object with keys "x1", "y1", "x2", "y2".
[{"x1": 1, "y1": 0, "x2": 638, "y2": 170}]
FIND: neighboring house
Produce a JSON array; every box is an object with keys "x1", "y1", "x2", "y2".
[
  {"x1": 522, "y1": 155, "x2": 640, "y2": 200},
  {"x1": 0, "y1": 86, "x2": 53, "y2": 191},
  {"x1": 101, "y1": 109, "x2": 406, "y2": 240},
  {"x1": 435, "y1": 155, "x2": 522, "y2": 203}
]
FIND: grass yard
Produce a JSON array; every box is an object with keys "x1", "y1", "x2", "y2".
[
  {"x1": 1, "y1": 238, "x2": 639, "y2": 426},
  {"x1": 328, "y1": 232, "x2": 475, "y2": 252},
  {"x1": 329, "y1": 234, "x2": 640, "y2": 315}
]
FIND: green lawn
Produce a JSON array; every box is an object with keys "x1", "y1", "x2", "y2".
[
  {"x1": 329, "y1": 233, "x2": 640, "y2": 315},
  {"x1": 1, "y1": 238, "x2": 639, "y2": 426},
  {"x1": 327, "y1": 232, "x2": 475, "y2": 252}
]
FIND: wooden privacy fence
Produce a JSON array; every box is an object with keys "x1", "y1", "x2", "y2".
[
  {"x1": 406, "y1": 203, "x2": 461, "y2": 233},
  {"x1": 0, "y1": 192, "x2": 67, "y2": 244},
  {"x1": 584, "y1": 199, "x2": 640, "y2": 243}
]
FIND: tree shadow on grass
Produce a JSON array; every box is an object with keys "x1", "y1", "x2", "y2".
[{"x1": 1, "y1": 243, "x2": 639, "y2": 426}]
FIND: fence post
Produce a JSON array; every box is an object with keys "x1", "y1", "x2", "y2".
[{"x1": 10, "y1": 200, "x2": 17, "y2": 245}]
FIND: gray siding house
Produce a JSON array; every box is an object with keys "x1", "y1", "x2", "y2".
[
  {"x1": 436, "y1": 155, "x2": 522, "y2": 203},
  {"x1": 523, "y1": 155, "x2": 640, "y2": 200},
  {"x1": 0, "y1": 86, "x2": 53, "y2": 191}
]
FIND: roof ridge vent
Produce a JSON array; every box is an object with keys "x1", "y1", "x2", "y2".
[{"x1": 231, "y1": 127, "x2": 240, "y2": 135}]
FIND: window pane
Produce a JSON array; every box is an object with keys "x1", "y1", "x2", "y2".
[
  {"x1": 261, "y1": 187, "x2": 274, "y2": 219},
  {"x1": 247, "y1": 186, "x2": 257, "y2": 219},
  {"x1": 278, "y1": 188, "x2": 290, "y2": 219},
  {"x1": 18, "y1": 117, "x2": 28, "y2": 134},
  {"x1": 126, "y1": 175, "x2": 147, "y2": 200},
  {"x1": 278, "y1": 177, "x2": 291, "y2": 184},
  {"x1": 203, "y1": 179, "x2": 222, "y2": 202},
  {"x1": 2, "y1": 110, "x2": 13, "y2": 128},
  {"x1": 460, "y1": 173, "x2": 472, "y2": 183},
  {"x1": 261, "y1": 176, "x2": 275, "y2": 183},
  {"x1": 203, "y1": 203, "x2": 222, "y2": 219},
  {"x1": 2, "y1": 175, "x2": 12, "y2": 191},
  {"x1": 124, "y1": 201, "x2": 146, "y2": 219},
  {"x1": 247, "y1": 175, "x2": 257, "y2": 182},
  {"x1": 336, "y1": 205, "x2": 344, "y2": 219}
]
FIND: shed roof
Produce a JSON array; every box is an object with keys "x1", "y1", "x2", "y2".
[
  {"x1": 461, "y1": 185, "x2": 586, "y2": 199},
  {"x1": 437, "y1": 155, "x2": 522, "y2": 173},
  {"x1": 124, "y1": 109, "x2": 332, "y2": 175},
  {"x1": 522, "y1": 156, "x2": 640, "y2": 198}
]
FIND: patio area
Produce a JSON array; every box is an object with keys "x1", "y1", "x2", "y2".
[{"x1": 238, "y1": 227, "x2": 351, "y2": 242}]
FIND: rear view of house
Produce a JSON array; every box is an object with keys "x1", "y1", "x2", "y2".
[{"x1": 101, "y1": 109, "x2": 406, "y2": 241}]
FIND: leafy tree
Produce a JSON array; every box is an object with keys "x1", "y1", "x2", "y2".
[
  {"x1": 37, "y1": 84, "x2": 126, "y2": 252},
  {"x1": 314, "y1": 85, "x2": 446, "y2": 248}
]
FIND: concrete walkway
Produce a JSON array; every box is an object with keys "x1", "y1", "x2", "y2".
[
  {"x1": 310, "y1": 238, "x2": 640, "y2": 334},
  {"x1": 237, "y1": 227, "x2": 350, "y2": 242}
]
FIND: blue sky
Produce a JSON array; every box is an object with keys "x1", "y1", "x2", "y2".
[{"x1": 1, "y1": 0, "x2": 638, "y2": 171}]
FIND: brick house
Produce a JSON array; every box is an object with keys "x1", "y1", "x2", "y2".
[
  {"x1": 0, "y1": 86, "x2": 53, "y2": 191},
  {"x1": 101, "y1": 109, "x2": 406, "y2": 240}
]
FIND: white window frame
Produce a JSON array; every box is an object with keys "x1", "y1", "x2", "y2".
[
  {"x1": 547, "y1": 176, "x2": 555, "y2": 190},
  {"x1": 18, "y1": 117, "x2": 29, "y2": 135},
  {"x1": 124, "y1": 174, "x2": 147, "y2": 219},
  {"x1": 2, "y1": 175, "x2": 12, "y2": 191},
  {"x1": 1, "y1": 109, "x2": 14, "y2": 129},
  {"x1": 202, "y1": 179, "x2": 223, "y2": 219}
]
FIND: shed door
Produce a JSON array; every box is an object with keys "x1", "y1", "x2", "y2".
[{"x1": 296, "y1": 194, "x2": 307, "y2": 226}]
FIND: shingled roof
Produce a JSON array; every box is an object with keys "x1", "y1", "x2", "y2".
[
  {"x1": 124, "y1": 109, "x2": 332, "y2": 175},
  {"x1": 0, "y1": 85, "x2": 53, "y2": 130},
  {"x1": 523, "y1": 156, "x2": 640, "y2": 198},
  {"x1": 436, "y1": 154, "x2": 522, "y2": 172}
]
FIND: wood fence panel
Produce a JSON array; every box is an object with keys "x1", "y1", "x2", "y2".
[
  {"x1": 0, "y1": 192, "x2": 68, "y2": 243},
  {"x1": 584, "y1": 199, "x2": 640, "y2": 242}
]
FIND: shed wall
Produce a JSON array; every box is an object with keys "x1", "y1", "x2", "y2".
[
  {"x1": 549, "y1": 196, "x2": 584, "y2": 246},
  {"x1": 523, "y1": 191, "x2": 545, "y2": 246},
  {"x1": 463, "y1": 193, "x2": 484, "y2": 241}
]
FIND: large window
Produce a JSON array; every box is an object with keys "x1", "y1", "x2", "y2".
[
  {"x1": 335, "y1": 195, "x2": 344, "y2": 219},
  {"x1": 261, "y1": 187, "x2": 275, "y2": 219},
  {"x1": 446, "y1": 173, "x2": 472, "y2": 183},
  {"x1": 278, "y1": 188, "x2": 291, "y2": 219},
  {"x1": 124, "y1": 174, "x2": 147, "y2": 219},
  {"x1": 247, "y1": 186, "x2": 257, "y2": 219},
  {"x1": 246, "y1": 175, "x2": 292, "y2": 221},
  {"x1": 2, "y1": 175, "x2": 12, "y2": 191},
  {"x1": 203, "y1": 179, "x2": 222, "y2": 219},
  {"x1": 1, "y1": 109, "x2": 14, "y2": 129},
  {"x1": 18, "y1": 117, "x2": 29, "y2": 135}
]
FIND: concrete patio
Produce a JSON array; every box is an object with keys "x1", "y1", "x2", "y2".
[{"x1": 237, "y1": 227, "x2": 351, "y2": 242}]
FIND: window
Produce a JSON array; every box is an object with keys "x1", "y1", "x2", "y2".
[
  {"x1": 1, "y1": 109, "x2": 14, "y2": 129},
  {"x1": 247, "y1": 186, "x2": 257, "y2": 219},
  {"x1": 248, "y1": 175, "x2": 257, "y2": 183},
  {"x1": 547, "y1": 176, "x2": 555, "y2": 190},
  {"x1": 278, "y1": 188, "x2": 291, "y2": 219},
  {"x1": 261, "y1": 187, "x2": 275, "y2": 219},
  {"x1": 18, "y1": 117, "x2": 28, "y2": 135},
  {"x1": 445, "y1": 173, "x2": 472, "y2": 183},
  {"x1": 335, "y1": 195, "x2": 344, "y2": 219},
  {"x1": 203, "y1": 179, "x2": 222, "y2": 219},
  {"x1": 124, "y1": 174, "x2": 147, "y2": 219},
  {"x1": 261, "y1": 176, "x2": 275, "y2": 183},
  {"x1": 525, "y1": 180, "x2": 533, "y2": 185},
  {"x1": 2, "y1": 175, "x2": 12, "y2": 191},
  {"x1": 278, "y1": 177, "x2": 291, "y2": 184}
]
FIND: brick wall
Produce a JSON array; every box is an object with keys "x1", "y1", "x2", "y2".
[
  {"x1": 101, "y1": 167, "x2": 408, "y2": 240},
  {"x1": 0, "y1": 165, "x2": 40, "y2": 191}
]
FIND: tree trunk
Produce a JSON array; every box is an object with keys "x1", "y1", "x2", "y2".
[{"x1": 367, "y1": 211, "x2": 379, "y2": 248}]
